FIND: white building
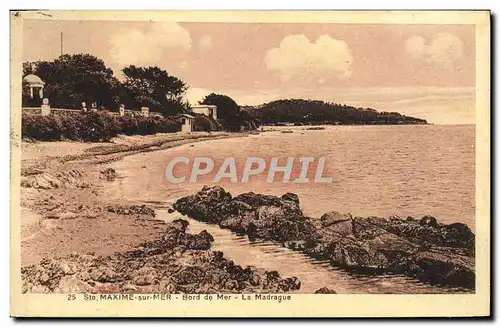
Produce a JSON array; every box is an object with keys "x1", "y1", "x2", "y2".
[
  {"x1": 180, "y1": 114, "x2": 195, "y2": 133},
  {"x1": 191, "y1": 105, "x2": 217, "y2": 120}
]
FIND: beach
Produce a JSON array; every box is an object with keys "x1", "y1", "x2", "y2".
[{"x1": 20, "y1": 131, "x2": 247, "y2": 266}]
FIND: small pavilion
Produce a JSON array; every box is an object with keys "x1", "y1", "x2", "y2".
[{"x1": 23, "y1": 74, "x2": 45, "y2": 99}]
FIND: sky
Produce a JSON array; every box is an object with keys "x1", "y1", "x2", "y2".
[{"x1": 22, "y1": 20, "x2": 476, "y2": 124}]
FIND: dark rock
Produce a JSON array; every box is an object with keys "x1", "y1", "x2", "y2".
[
  {"x1": 172, "y1": 186, "x2": 476, "y2": 289},
  {"x1": 107, "y1": 204, "x2": 155, "y2": 217},
  {"x1": 89, "y1": 266, "x2": 119, "y2": 283},
  {"x1": 420, "y1": 215, "x2": 438, "y2": 228},
  {"x1": 304, "y1": 241, "x2": 329, "y2": 259},
  {"x1": 219, "y1": 216, "x2": 246, "y2": 234},
  {"x1": 174, "y1": 266, "x2": 205, "y2": 285},
  {"x1": 286, "y1": 276, "x2": 301, "y2": 291},
  {"x1": 352, "y1": 217, "x2": 388, "y2": 240},
  {"x1": 329, "y1": 238, "x2": 381, "y2": 268},
  {"x1": 408, "y1": 247, "x2": 475, "y2": 288},
  {"x1": 221, "y1": 200, "x2": 253, "y2": 214},
  {"x1": 284, "y1": 240, "x2": 308, "y2": 251},
  {"x1": 131, "y1": 267, "x2": 157, "y2": 286},
  {"x1": 233, "y1": 192, "x2": 301, "y2": 215},
  {"x1": 281, "y1": 193, "x2": 300, "y2": 206},
  {"x1": 322, "y1": 218, "x2": 353, "y2": 237},
  {"x1": 441, "y1": 223, "x2": 475, "y2": 249},
  {"x1": 314, "y1": 287, "x2": 337, "y2": 294},
  {"x1": 187, "y1": 230, "x2": 214, "y2": 250},
  {"x1": 265, "y1": 270, "x2": 281, "y2": 281},
  {"x1": 249, "y1": 274, "x2": 261, "y2": 286},
  {"x1": 273, "y1": 214, "x2": 317, "y2": 242},
  {"x1": 170, "y1": 218, "x2": 189, "y2": 231},
  {"x1": 384, "y1": 220, "x2": 443, "y2": 246},
  {"x1": 173, "y1": 185, "x2": 232, "y2": 222},
  {"x1": 167, "y1": 208, "x2": 175, "y2": 213},
  {"x1": 278, "y1": 277, "x2": 296, "y2": 292},
  {"x1": 224, "y1": 279, "x2": 238, "y2": 290},
  {"x1": 320, "y1": 211, "x2": 352, "y2": 227}
]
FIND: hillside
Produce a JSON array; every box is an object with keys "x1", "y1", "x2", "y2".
[{"x1": 242, "y1": 99, "x2": 428, "y2": 125}]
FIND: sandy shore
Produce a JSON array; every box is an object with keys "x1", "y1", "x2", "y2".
[{"x1": 20, "y1": 131, "x2": 248, "y2": 266}]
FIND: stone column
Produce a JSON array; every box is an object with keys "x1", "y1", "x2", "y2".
[
  {"x1": 38, "y1": 87, "x2": 43, "y2": 99},
  {"x1": 141, "y1": 107, "x2": 150, "y2": 118},
  {"x1": 81, "y1": 102, "x2": 87, "y2": 112},
  {"x1": 29, "y1": 87, "x2": 33, "y2": 98},
  {"x1": 41, "y1": 98, "x2": 51, "y2": 116},
  {"x1": 119, "y1": 104, "x2": 125, "y2": 117}
]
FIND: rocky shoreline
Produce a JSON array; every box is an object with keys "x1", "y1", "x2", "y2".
[
  {"x1": 22, "y1": 219, "x2": 303, "y2": 294},
  {"x1": 174, "y1": 186, "x2": 475, "y2": 289}
]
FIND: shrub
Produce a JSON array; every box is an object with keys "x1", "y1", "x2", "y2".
[
  {"x1": 22, "y1": 113, "x2": 64, "y2": 141},
  {"x1": 55, "y1": 112, "x2": 85, "y2": 141},
  {"x1": 117, "y1": 115, "x2": 140, "y2": 135},
  {"x1": 79, "y1": 111, "x2": 120, "y2": 142},
  {"x1": 22, "y1": 111, "x2": 181, "y2": 142},
  {"x1": 118, "y1": 115, "x2": 180, "y2": 135},
  {"x1": 193, "y1": 116, "x2": 213, "y2": 132}
]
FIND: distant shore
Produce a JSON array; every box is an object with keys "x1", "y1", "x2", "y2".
[{"x1": 261, "y1": 121, "x2": 429, "y2": 127}]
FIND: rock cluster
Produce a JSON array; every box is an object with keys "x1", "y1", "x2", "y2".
[
  {"x1": 21, "y1": 169, "x2": 91, "y2": 189},
  {"x1": 99, "y1": 168, "x2": 118, "y2": 181},
  {"x1": 106, "y1": 204, "x2": 156, "y2": 217},
  {"x1": 22, "y1": 219, "x2": 302, "y2": 294},
  {"x1": 174, "y1": 186, "x2": 475, "y2": 289}
]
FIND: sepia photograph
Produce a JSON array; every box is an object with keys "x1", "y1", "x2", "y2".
[{"x1": 10, "y1": 10, "x2": 491, "y2": 317}]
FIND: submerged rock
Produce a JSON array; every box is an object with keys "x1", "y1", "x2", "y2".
[
  {"x1": 174, "y1": 186, "x2": 476, "y2": 289},
  {"x1": 173, "y1": 185, "x2": 232, "y2": 222}
]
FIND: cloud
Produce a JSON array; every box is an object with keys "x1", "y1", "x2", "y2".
[
  {"x1": 406, "y1": 33, "x2": 463, "y2": 66},
  {"x1": 109, "y1": 22, "x2": 191, "y2": 68},
  {"x1": 198, "y1": 35, "x2": 212, "y2": 51},
  {"x1": 265, "y1": 34, "x2": 353, "y2": 82}
]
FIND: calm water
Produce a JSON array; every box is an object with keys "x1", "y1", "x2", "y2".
[
  {"x1": 158, "y1": 209, "x2": 469, "y2": 294},
  {"x1": 105, "y1": 124, "x2": 475, "y2": 293}
]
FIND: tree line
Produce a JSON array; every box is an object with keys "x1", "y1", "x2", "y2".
[
  {"x1": 22, "y1": 54, "x2": 187, "y2": 116},
  {"x1": 22, "y1": 53, "x2": 427, "y2": 129},
  {"x1": 243, "y1": 99, "x2": 428, "y2": 125},
  {"x1": 22, "y1": 53, "x2": 255, "y2": 130}
]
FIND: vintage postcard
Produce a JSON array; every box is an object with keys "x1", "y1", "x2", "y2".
[{"x1": 10, "y1": 10, "x2": 490, "y2": 318}]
